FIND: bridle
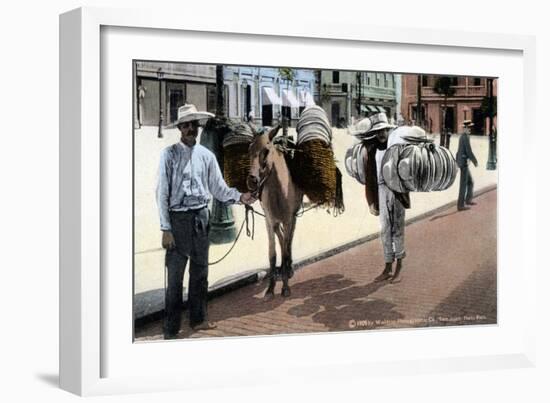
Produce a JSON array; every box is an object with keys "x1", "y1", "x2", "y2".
[{"x1": 251, "y1": 161, "x2": 273, "y2": 201}]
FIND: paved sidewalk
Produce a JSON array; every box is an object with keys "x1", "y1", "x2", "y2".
[
  {"x1": 135, "y1": 188, "x2": 497, "y2": 341},
  {"x1": 134, "y1": 127, "x2": 497, "y2": 320}
]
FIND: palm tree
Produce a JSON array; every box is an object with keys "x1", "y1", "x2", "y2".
[{"x1": 433, "y1": 76, "x2": 457, "y2": 147}]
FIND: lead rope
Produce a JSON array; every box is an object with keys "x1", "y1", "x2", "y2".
[
  {"x1": 206, "y1": 195, "x2": 325, "y2": 265},
  {"x1": 207, "y1": 204, "x2": 261, "y2": 265},
  {"x1": 163, "y1": 253, "x2": 168, "y2": 316},
  {"x1": 245, "y1": 204, "x2": 255, "y2": 239},
  {"x1": 208, "y1": 219, "x2": 246, "y2": 265}
]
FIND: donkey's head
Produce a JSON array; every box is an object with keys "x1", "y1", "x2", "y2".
[{"x1": 247, "y1": 125, "x2": 281, "y2": 193}]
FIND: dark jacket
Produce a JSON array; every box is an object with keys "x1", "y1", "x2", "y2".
[
  {"x1": 456, "y1": 133, "x2": 478, "y2": 168},
  {"x1": 363, "y1": 140, "x2": 410, "y2": 215}
]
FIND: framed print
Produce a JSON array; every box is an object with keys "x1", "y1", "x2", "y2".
[{"x1": 60, "y1": 7, "x2": 537, "y2": 396}]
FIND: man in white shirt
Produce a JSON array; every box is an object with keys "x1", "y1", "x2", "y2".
[{"x1": 157, "y1": 104, "x2": 255, "y2": 339}]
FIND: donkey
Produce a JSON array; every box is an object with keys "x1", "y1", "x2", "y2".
[{"x1": 247, "y1": 125, "x2": 304, "y2": 299}]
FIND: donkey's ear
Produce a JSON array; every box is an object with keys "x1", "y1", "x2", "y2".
[{"x1": 267, "y1": 125, "x2": 281, "y2": 141}]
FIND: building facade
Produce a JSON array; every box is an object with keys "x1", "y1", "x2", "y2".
[
  {"x1": 317, "y1": 70, "x2": 399, "y2": 127},
  {"x1": 401, "y1": 75, "x2": 498, "y2": 135},
  {"x1": 134, "y1": 62, "x2": 316, "y2": 128}
]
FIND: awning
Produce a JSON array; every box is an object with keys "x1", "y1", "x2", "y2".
[
  {"x1": 299, "y1": 90, "x2": 316, "y2": 107},
  {"x1": 262, "y1": 87, "x2": 282, "y2": 106},
  {"x1": 376, "y1": 106, "x2": 386, "y2": 113},
  {"x1": 282, "y1": 89, "x2": 300, "y2": 108},
  {"x1": 362, "y1": 105, "x2": 378, "y2": 112}
]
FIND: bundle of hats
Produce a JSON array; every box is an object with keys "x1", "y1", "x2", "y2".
[
  {"x1": 222, "y1": 122, "x2": 255, "y2": 193},
  {"x1": 344, "y1": 142, "x2": 368, "y2": 185},
  {"x1": 380, "y1": 126, "x2": 458, "y2": 193},
  {"x1": 292, "y1": 106, "x2": 343, "y2": 211}
]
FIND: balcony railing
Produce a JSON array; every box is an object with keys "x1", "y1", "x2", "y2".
[
  {"x1": 324, "y1": 83, "x2": 396, "y2": 97},
  {"x1": 421, "y1": 85, "x2": 487, "y2": 98}
]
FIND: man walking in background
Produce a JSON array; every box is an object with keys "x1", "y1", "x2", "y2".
[{"x1": 456, "y1": 119, "x2": 478, "y2": 211}]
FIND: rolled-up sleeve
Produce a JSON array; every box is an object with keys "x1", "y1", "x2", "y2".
[
  {"x1": 156, "y1": 149, "x2": 172, "y2": 231},
  {"x1": 207, "y1": 155, "x2": 241, "y2": 204}
]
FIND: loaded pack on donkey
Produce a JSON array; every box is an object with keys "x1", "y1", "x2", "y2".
[{"x1": 222, "y1": 106, "x2": 344, "y2": 299}]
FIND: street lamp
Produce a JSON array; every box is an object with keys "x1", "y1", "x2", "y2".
[
  {"x1": 486, "y1": 78, "x2": 497, "y2": 170},
  {"x1": 157, "y1": 68, "x2": 164, "y2": 138},
  {"x1": 201, "y1": 64, "x2": 237, "y2": 244}
]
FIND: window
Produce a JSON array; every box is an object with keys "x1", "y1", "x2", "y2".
[
  {"x1": 332, "y1": 71, "x2": 340, "y2": 84},
  {"x1": 341, "y1": 83, "x2": 348, "y2": 93},
  {"x1": 366, "y1": 75, "x2": 371, "y2": 86},
  {"x1": 451, "y1": 76, "x2": 458, "y2": 86},
  {"x1": 376, "y1": 74, "x2": 380, "y2": 87},
  {"x1": 422, "y1": 75, "x2": 428, "y2": 87},
  {"x1": 384, "y1": 74, "x2": 388, "y2": 87},
  {"x1": 473, "y1": 77, "x2": 481, "y2": 86}
]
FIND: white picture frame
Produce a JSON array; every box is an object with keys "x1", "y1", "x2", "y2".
[{"x1": 60, "y1": 6, "x2": 537, "y2": 396}]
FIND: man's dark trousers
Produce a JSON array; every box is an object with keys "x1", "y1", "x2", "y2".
[
  {"x1": 164, "y1": 207, "x2": 210, "y2": 336},
  {"x1": 457, "y1": 166, "x2": 474, "y2": 208}
]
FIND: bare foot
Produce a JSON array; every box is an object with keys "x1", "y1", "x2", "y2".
[{"x1": 375, "y1": 263, "x2": 393, "y2": 282}]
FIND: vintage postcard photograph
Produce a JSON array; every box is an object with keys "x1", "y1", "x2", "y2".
[{"x1": 132, "y1": 61, "x2": 498, "y2": 341}]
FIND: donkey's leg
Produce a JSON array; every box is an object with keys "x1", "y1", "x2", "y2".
[
  {"x1": 284, "y1": 215, "x2": 298, "y2": 279},
  {"x1": 274, "y1": 224, "x2": 290, "y2": 297},
  {"x1": 264, "y1": 219, "x2": 277, "y2": 300}
]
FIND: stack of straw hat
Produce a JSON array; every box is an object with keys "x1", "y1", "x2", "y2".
[
  {"x1": 293, "y1": 106, "x2": 342, "y2": 210},
  {"x1": 296, "y1": 105, "x2": 332, "y2": 146},
  {"x1": 381, "y1": 142, "x2": 458, "y2": 193},
  {"x1": 380, "y1": 125, "x2": 458, "y2": 193},
  {"x1": 344, "y1": 142, "x2": 368, "y2": 185}
]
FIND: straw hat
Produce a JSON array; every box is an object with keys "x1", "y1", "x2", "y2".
[
  {"x1": 175, "y1": 104, "x2": 214, "y2": 126},
  {"x1": 462, "y1": 119, "x2": 474, "y2": 128},
  {"x1": 367, "y1": 113, "x2": 395, "y2": 133},
  {"x1": 399, "y1": 125, "x2": 432, "y2": 144},
  {"x1": 347, "y1": 117, "x2": 373, "y2": 139}
]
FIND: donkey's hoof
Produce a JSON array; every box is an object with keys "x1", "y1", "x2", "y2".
[
  {"x1": 281, "y1": 287, "x2": 291, "y2": 297},
  {"x1": 264, "y1": 291, "x2": 275, "y2": 301}
]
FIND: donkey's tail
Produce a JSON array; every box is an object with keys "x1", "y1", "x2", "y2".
[{"x1": 333, "y1": 167, "x2": 345, "y2": 216}]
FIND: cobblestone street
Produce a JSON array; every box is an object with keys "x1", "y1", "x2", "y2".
[{"x1": 135, "y1": 188, "x2": 497, "y2": 341}]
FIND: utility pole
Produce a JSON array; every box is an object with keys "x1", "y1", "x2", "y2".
[
  {"x1": 417, "y1": 74, "x2": 422, "y2": 129},
  {"x1": 486, "y1": 78, "x2": 497, "y2": 170},
  {"x1": 157, "y1": 68, "x2": 164, "y2": 138},
  {"x1": 356, "y1": 72, "x2": 362, "y2": 116}
]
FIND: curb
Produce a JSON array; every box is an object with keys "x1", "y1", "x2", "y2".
[{"x1": 134, "y1": 184, "x2": 497, "y2": 329}]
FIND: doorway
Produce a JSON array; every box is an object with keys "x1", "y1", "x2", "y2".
[
  {"x1": 169, "y1": 89, "x2": 184, "y2": 124},
  {"x1": 443, "y1": 106, "x2": 455, "y2": 133},
  {"x1": 262, "y1": 104, "x2": 273, "y2": 126},
  {"x1": 331, "y1": 102, "x2": 340, "y2": 127},
  {"x1": 472, "y1": 108, "x2": 484, "y2": 135},
  {"x1": 244, "y1": 85, "x2": 252, "y2": 119}
]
